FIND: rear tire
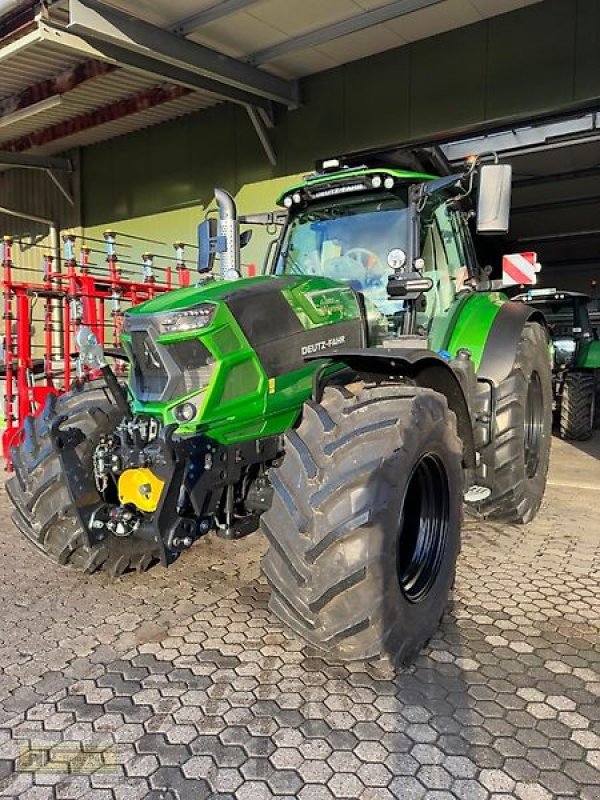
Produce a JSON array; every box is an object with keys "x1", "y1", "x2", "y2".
[
  {"x1": 560, "y1": 372, "x2": 595, "y2": 441},
  {"x1": 6, "y1": 381, "x2": 164, "y2": 577},
  {"x1": 477, "y1": 322, "x2": 552, "y2": 524},
  {"x1": 261, "y1": 382, "x2": 463, "y2": 665}
]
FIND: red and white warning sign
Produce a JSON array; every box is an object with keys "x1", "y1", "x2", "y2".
[{"x1": 502, "y1": 251, "x2": 541, "y2": 287}]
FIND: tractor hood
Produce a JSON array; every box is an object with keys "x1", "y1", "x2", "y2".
[
  {"x1": 121, "y1": 274, "x2": 366, "y2": 441},
  {"x1": 125, "y1": 275, "x2": 277, "y2": 316},
  {"x1": 124, "y1": 274, "x2": 365, "y2": 328}
]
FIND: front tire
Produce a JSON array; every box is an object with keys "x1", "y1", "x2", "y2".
[
  {"x1": 560, "y1": 372, "x2": 595, "y2": 441},
  {"x1": 478, "y1": 322, "x2": 552, "y2": 524},
  {"x1": 6, "y1": 381, "x2": 164, "y2": 577},
  {"x1": 261, "y1": 382, "x2": 463, "y2": 665}
]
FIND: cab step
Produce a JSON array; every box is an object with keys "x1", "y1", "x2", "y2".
[{"x1": 464, "y1": 485, "x2": 492, "y2": 503}]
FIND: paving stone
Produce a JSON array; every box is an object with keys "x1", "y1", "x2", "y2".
[
  {"x1": 123, "y1": 752, "x2": 160, "y2": 778},
  {"x1": 150, "y1": 765, "x2": 211, "y2": 799},
  {"x1": 328, "y1": 771, "x2": 365, "y2": 797},
  {"x1": 236, "y1": 780, "x2": 274, "y2": 800}
]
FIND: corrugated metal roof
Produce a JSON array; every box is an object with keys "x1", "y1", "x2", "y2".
[
  {"x1": 26, "y1": 92, "x2": 218, "y2": 155},
  {"x1": 0, "y1": 31, "x2": 82, "y2": 100},
  {"x1": 0, "y1": 31, "x2": 220, "y2": 154},
  {"x1": 0, "y1": 50, "x2": 218, "y2": 148}
]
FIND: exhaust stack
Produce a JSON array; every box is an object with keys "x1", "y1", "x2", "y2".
[{"x1": 215, "y1": 188, "x2": 241, "y2": 280}]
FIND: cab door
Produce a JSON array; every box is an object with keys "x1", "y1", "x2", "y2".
[{"x1": 417, "y1": 192, "x2": 474, "y2": 350}]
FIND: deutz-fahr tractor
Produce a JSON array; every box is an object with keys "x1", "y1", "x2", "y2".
[
  {"x1": 7, "y1": 146, "x2": 552, "y2": 664},
  {"x1": 515, "y1": 288, "x2": 600, "y2": 440}
]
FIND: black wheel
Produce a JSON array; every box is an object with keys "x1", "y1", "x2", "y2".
[
  {"x1": 6, "y1": 381, "x2": 164, "y2": 577},
  {"x1": 477, "y1": 322, "x2": 552, "y2": 524},
  {"x1": 261, "y1": 382, "x2": 463, "y2": 665},
  {"x1": 560, "y1": 372, "x2": 596, "y2": 441}
]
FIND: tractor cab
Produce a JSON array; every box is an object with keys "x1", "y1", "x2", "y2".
[
  {"x1": 514, "y1": 289, "x2": 597, "y2": 369},
  {"x1": 271, "y1": 147, "x2": 511, "y2": 349},
  {"x1": 514, "y1": 288, "x2": 600, "y2": 439},
  {"x1": 273, "y1": 186, "x2": 411, "y2": 342}
]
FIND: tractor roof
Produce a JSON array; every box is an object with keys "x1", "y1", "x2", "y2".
[
  {"x1": 276, "y1": 144, "x2": 451, "y2": 207},
  {"x1": 316, "y1": 144, "x2": 453, "y2": 176},
  {"x1": 277, "y1": 166, "x2": 435, "y2": 207},
  {"x1": 515, "y1": 289, "x2": 591, "y2": 306}
]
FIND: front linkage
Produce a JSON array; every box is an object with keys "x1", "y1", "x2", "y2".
[{"x1": 50, "y1": 364, "x2": 280, "y2": 564}]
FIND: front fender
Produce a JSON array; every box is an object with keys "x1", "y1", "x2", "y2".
[{"x1": 306, "y1": 347, "x2": 476, "y2": 469}]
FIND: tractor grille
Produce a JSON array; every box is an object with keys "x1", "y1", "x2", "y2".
[
  {"x1": 127, "y1": 329, "x2": 214, "y2": 403},
  {"x1": 166, "y1": 339, "x2": 214, "y2": 399},
  {"x1": 129, "y1": 331, "x2": 168, "y2": 399}
]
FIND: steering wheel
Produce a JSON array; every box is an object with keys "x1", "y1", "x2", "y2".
[
  {"x1": 322, "y1": 248, "x2": 384, "y2": 291},
  {"x1": 345, "y1": 247, "x2": 383, "y2": 275}
]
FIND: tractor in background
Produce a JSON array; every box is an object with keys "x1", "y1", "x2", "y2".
[
  {"x1": 7, "y1": 146, "x2": 552, "y2": 665},
  {"x1": 515, "y1": 288, "x2": 600, "y2": 440}
]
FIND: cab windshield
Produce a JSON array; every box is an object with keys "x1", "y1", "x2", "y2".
[
  {"x1": 275, "y1": 193, "x2": 409, "y2": 318},
  {"x1": 528, "y1": 299, "x2": 590, "y2": 337}
]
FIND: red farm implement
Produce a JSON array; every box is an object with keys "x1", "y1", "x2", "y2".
[{"x1": 1, "y1": 233, "x2": 191, "y2": 469}]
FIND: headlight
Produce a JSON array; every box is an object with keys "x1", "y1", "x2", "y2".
[
  {"x1": 174, "y1": 401, "x2": 197, "y2": 422},
  {"x1": 159, "y1": 303, "x2": 216, "y2": 333}
]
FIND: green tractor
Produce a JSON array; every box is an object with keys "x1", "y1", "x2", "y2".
[
  {"x1": 515, "y1": 289, "x2": 600, "y2": 440},
  {"x1": 7, "y1": 147, "x2": 553, "y2": 664}
]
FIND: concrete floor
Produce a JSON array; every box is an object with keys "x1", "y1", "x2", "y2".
[{"x1": 0, "y1": 433, "x2": 598, "y2": 799}]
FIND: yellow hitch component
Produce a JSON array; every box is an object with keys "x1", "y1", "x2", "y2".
[{"x1": 118, "y1": 467, "x2": 165, "y2": 513}]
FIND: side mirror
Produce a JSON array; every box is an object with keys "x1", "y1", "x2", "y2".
[
  {"x1": 477, "y1": 163, "x2": 512, "y2": 235},
  {"x1": 197, "y1": 217, "x2": 218, "y2": 273},
  {"x1": 240, "y1": 229, "x2": 253, "y2": 249}
]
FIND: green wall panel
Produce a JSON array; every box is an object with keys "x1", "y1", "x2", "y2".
[
  {"x1": 486, "y1": 0, "x2": 576, "y2": 120},
  {"x1": 574, "y1": 0, "x2": 600, "y2": 101},
  {"x1": 234, "y1": 106, "x2": 277, "y2": 190},
  {"x1": 277, "y1": 68, "x2": 347, "y2": 173},
  {"x1": 410, "y1": 23, "x2": 487, "y2": 139},
  {"x1": 342, "y1": 46, "x2": 411, "y2": 153}
]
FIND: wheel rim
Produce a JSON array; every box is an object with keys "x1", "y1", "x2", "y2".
[
  {"x1": 524, "y1": 371, "x2": 543, "y2": 479},
  {"x1": 396, "y1": 454, "x2": 450, "y2": 604}
]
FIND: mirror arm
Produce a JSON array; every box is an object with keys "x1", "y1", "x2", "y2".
[{"x1": 422, "y1": 174, "x2": 464, "y2": 196}]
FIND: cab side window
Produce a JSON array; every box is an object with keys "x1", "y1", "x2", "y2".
[
  {"x1": 417, "y1": 195, "x2": 469, "y2": 336},
  {"x1": 434, "y1": 202, "x2": 465, "y2": 280}
]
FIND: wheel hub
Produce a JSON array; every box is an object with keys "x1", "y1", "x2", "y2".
[
  {"x1": 524, "y1": 371, "x2": 543, "y2": 479},
  {"x1": 396, "y1": 453, "x2": 450, "y2": 604}
]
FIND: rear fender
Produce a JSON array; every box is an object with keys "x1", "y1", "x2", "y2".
[{"x1": 308, "y1": 347, "x2": 476, "y2": 469}]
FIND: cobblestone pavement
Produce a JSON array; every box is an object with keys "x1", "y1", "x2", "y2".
[{"x1": 0, "y1": 434, "x2": 598, "y2": 799}]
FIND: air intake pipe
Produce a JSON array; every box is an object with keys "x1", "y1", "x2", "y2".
[{"x1": 214, "y1": 188, "x2": 241, "y2": 280}]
